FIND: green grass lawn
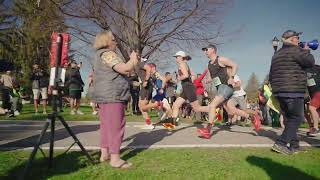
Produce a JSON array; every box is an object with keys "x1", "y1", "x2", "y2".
[
  {"x1": 0, "y1": 148, "x2": 319, "y2": 180},
  {"x1": 0, "y1": 103, "x2": 198, "y2": 124},
  {"x1": 0, "y1": 103, "x2": 147, "y2": 122}
]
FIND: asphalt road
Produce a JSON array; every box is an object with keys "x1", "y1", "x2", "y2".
[{"x1": 1, "y1": 120, "x2": 319, "y2": 151}]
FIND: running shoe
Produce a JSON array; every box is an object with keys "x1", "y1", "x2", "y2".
[
  {"x1": 142, "y1": 124, "x2": 155, "y2": 130},
  {"x1": 163, "y1": 123, "x2": 175, "y2": 130},
  {"x1": 251, "y1": 114, "x2": 261, "y2": 131},
  {"x1": 157, "y1": 101, "x2": 163, "y2": 110}
]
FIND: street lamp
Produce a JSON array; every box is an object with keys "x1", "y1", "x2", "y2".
[{"x1": 272, "y1": 36, "x2": 280, "y2": 52}]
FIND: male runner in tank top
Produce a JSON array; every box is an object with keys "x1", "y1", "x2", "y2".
[
  {"x1": 198, "y1": 45, "x2": 261, "y2": 138},
  {"x1": 135, "y1": 58, "x2": 164, "y2": 129}
]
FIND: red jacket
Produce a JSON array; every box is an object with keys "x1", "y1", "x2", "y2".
[{"x1": 193, "y1": 69, "x2": 208, "y2": 95}]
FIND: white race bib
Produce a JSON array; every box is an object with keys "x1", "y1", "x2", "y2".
[
  {"x1": 212, "y1": 77, "x2": 222, "y2": 87},
  {"x1": 307, "y1": 78, "x2": 316, "y2": 86}
]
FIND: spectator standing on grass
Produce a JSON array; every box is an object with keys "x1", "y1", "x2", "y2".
[
  {"x1": 270, "y1": 30, "x2": 315, "y2": 154},
  {"x1": 31, "y1": 64, "x2": 49, "y2": 114},
  {"x1": 0, "y1": 70, "x2": 13, "y2": 113},
  {"x1": 92, "y1": 31, "x2": 138, "y2": 168},
  {"x1": 88, "y1": 68, "x2": 98, "y2": 115},
  {"x1": 128, "y1": 72, "x2": 141, "y2": 115},
  {"x1": 67, "y1": 60, "x2": 84, "y2": 115}
]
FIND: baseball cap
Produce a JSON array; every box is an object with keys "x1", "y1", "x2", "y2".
[
  {"x1": 282, "y1": 30, "x2": 302, "y2": 39},
  {"x1": 202, "y1": 44, "x2": 217, "y2": 51},
  {"x1": 173, "y1": 51, "x2": 187, "y2": 57},
  {"x1": 70, "y1": 60, "x2": 77, "y2": 64}
]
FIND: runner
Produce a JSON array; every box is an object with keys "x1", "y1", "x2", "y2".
[
  {"x1": 135, "y1": 59, "x2": 164, "y2": 129},
  {"x1": 169, "y1": 51, "x2": 210, "y2": 129},
  {"x1": 223, "y1": 74, "x2": 258, "y2": 126},
  {"x1": 197, "y1": 45, "x2": 261, "y2": 139},
  {"x1": 306, "y1": 64, "x2": 320, "y2": 136},
  {"x1": 149, "y1": 73, "x2": 175, "y2": 130}
]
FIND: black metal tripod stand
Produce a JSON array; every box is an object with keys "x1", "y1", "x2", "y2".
[
  {"x1": 21, "y1": 100, "x2": 94, "y2": 178},
  {"x1": 21, "y1": 33, "x2": 94, "y2": 179}
]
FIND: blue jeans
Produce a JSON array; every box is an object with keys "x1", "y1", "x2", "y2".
[{"x1": 275, "y1": 96, "x2": 304, "y2": 149}]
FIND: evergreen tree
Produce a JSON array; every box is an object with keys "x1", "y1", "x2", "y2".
[{"x1": 245, "y1": 72, "x2": 260, "y2": 102}]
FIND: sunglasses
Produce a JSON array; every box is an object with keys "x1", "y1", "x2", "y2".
[{"x1": 292, "y1": 36, "x2": 299, "y2": 40}]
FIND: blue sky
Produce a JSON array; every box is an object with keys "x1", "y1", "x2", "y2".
[
  {"x1": 187, "y1": 0, "x2": 320, "y2": 86},
  {"x1": 79, "y1": 0, "x2": 320, "y2": 91}
]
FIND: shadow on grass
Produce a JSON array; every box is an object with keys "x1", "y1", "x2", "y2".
[
  {"x1": 0, "y1": 151, "x2": 99, "y2": 180},
  {"x1": 246, "y1": 156, "x2": 318, "y2": 180}
]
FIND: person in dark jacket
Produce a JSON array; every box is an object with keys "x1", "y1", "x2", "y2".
[
  {"x1": 67, "y1": 60, "x2": 84, "y2": 115},
  {"x1": 270, "y1": 30, "x2": 315, "y2": 154},
  {"x1": 128, "y1": 72, "x2": 141, "y2": 115}
]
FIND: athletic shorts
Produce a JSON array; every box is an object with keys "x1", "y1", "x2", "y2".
[
  {"x1": 180, "y1": 82, "x2": 197, "y2": 103},
  {"x1": 153, "y1": 90, "x2": 166, "y2": 102},
  {"x1": 32, "y1": 88, "x2": 48, "y2": 100},
  {"x1": 140, "y1": 85, "x2": 153, "y2": 101},
  {"x1": 310, "y1": 92, "x2": 320, "y2": 109},
  {"x1": 217, "y1": 84, "x2": 234, "y2": 100},
  {"x1": 69, "y1": 89, "x2": 82, "y2": 99},
  {"x1": 230, "y1": 95, "x2": 246, "y2": 110}
]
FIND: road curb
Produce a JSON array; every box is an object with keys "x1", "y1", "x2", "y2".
[{"x1": 2, "y1": 143, "x2": 320, "y2": 151}]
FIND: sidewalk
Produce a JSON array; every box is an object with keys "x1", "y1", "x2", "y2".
[{"x1": 0, "y1": 120, "x2": 319, "y2": 150}]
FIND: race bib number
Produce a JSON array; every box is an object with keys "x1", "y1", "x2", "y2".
[
  {"x1": 212, "y1": 77, "x2": 222, "y2": 87},
  {"x1": 307, "y1": 78, "x2": 316, "y2": 86}
]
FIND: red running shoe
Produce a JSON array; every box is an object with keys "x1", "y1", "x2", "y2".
[
  {"x1": 197, "y1": 127, "x2": 211, "y2": 137},
  {"x1": 251, "y1": 114, "x2": 261, "y2": 131},
  {"x1": 145, "y1": 118, "x2": 151, "y2": 125},
  {"x1": 197, "y1": 128, "x2": 211, "y2": 139},
  {"x1": 197, "y1": 127, "x2": 209, "y2": 133},
  {"x1": 157, "y1": 101, "x2": 163, "y2": 110},
  {"x1": 200, "y1": 133, "x2": 211, "y2": 139}
]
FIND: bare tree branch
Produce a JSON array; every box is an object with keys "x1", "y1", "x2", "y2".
[{"x1": 54, "y1": 0, "x2": 232, "y2": 64}]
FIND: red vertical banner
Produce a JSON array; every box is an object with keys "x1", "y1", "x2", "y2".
[
  {"x1": 50, "y1": 32, "x2": 58, "y2": 67},
  {"x1": 61, "y1": 33, "x2": 70, "y2": 66},
  {"x1": 50, "y1": 32, "x2": 70, "y2": 67}
]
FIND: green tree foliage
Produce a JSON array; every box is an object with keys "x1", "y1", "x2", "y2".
[
  {"x1": 245, "y1": 72, "x2": 260, "y2": 102},
  {"x1": 1, "y1": 0, "x2": 66, "y2": 87},
  {"x1": 0, "y1": 0, "x2": 17, "y2": 60}
]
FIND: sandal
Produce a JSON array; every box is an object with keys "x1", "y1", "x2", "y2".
[
  {"x1": 100, "y1": 155, "x2": 110, "y2": 163},
  {"x1": 110, "y1": 161, "x2": 132, "y2": 169}
]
